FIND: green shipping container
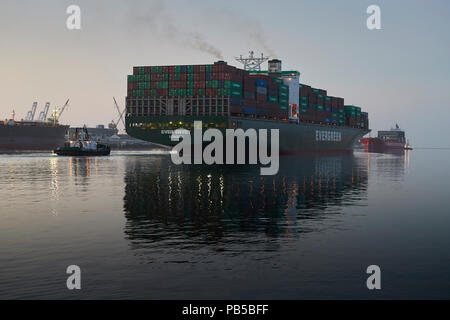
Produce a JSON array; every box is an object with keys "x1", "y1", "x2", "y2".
[
  {"x1": 317, "y1": 105, "x2": 324, "y2": 111},
  {"x1": 231, "y1": 89, "x2": 242, "y2": 97},
  {"x1": 231, "y1": 81, "x2": 242, "y2": 90},
  {"x1": 206, "y1": 65, "x2": 212, "y2": 73},
  {"x1": 187, "y1": 81, "x2": 194, "y2": 89},
  {"x1": 151, "y1": 66, "x2": 162, "y2": 74},
  {"x1": 206, "y1": 80, "x2": 219, "y2": 88},
  {"x1": 279, "y1": 84, "x2": 289, "y2": 93},
  {"x1": 273, "y1": 78, "x2": 283, "y2": 85},
  {"x1": 163, "y1": 74, "x2": 168, "y2": 81},
  {"x1": 139, "y1": 67, "x2": 145, "y2": 75},
  {"x1": 224, "y1": 81, "x2": 231, "y2": 89},
  {"x1": 198, "y1": 88, "x2": 206, "y2": 97},
  {"x1": 133, "y1": 89, "x2": 144, "y2": 97},
  {"x1": 187, "y1": 74, "x2": 194, "y2": 81},
  {"x1": 268, "y1": 96, "x2": 278, "y2": 103},
  {"x1": 187, "y1": 65, "x2": 194, "y2": 73},
  {"x1": 157, "y1": 81, "x2": 168, "y2": 89}
]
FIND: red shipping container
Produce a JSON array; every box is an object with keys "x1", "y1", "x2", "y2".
[
  {"x1": 180, "y1": 74, "x2": 187, "y2": 81},
  {"x1": 205, "y1": 88, "x2": 213, "y2": 96},
  {"x1": 169, "y1": 66, "x2": 176, "y2": 73},
  {"x1": 162, "y1": 66, "x2": 169, "y2": 73},
  {"x1": 133, "y1": 67, "x2": 139, "y2": 75},
  {"x1": 156, "y1": 89, "x2": 168, "y2": 97},
  {"x1": 231, "y1": 73, "x2": 243, "y2": 82},
  {"x1": 256, "y1": 93, "x2": 266, "y2": 102},
  {"x1": 230, "y1": 106, "x2": 243, "y2": 114},
  {"x1": 194, "y1": 73, "x2": 206, "y2": 81},
  {"x1": 331, "y1": 97, "x2": 338, "y2": 108}
]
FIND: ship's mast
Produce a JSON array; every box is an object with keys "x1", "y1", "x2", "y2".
[{"x1": 235, "y1": 51, "x2": 270, "y2": 71}]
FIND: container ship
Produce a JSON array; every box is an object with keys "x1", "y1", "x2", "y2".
[
  {"x1": 125, "y1": 53, "x2": 370, "y2": 152},
  {"x1": 0, "y1": 103, "x2": 69, "y2": 151},
  {"x1": 360, "y1": 124, "x2": 410, "y2": 152}
]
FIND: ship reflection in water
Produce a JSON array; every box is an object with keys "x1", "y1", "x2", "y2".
[
  {"x1": 123, "y1": 154, "x2": 369, "y2": 254},
  {"x1": 3, "y1": 149, "x2": 448, "y2": 300}
]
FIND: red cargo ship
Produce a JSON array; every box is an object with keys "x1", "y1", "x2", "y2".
[{"x1": 360, "y1": 124, "x2": 410, "y2": 152}]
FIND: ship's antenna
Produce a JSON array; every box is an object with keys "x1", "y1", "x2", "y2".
[{"x1": 235, "y1": 51, "x2": 269, "y2": 71}]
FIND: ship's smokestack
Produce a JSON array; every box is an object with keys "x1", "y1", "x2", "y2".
[{"x1": 268, "y1": 59, "x2": 282, "y2": 77}]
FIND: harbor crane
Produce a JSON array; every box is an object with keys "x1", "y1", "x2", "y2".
[
  {"x1": 25, "y1": 102, "x2": 38, "y2": 121},
  {"x1": 49, "y1": 99, "x2": 70, "y2": 125},
  {"x1": 37, "y1": 102, "x2": 51, "y2": 121},
  {"x1": 109, "y1": 97, "x2": 126, "y2": 130}
]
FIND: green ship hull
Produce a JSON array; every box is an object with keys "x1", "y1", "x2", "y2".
[{"x1": 126, "y1": 115, "x2": 369, "y2": 152}]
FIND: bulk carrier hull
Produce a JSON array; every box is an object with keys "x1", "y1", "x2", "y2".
[
  {"x1": 0, "y1": 124, "x2": 68, "y2": 150},
  {"x1": 126, "y1": 115, "x2": 369, "y2": 152}
]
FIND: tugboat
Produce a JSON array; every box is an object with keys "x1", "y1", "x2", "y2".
[
  {"x1": 54, "y1": 127, "x2": 111, "y2": 156},
  {"x1": 405, "y1": 140, "x2": 413, "y2": 150}
]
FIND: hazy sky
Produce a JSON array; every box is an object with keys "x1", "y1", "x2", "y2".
[{"x1": 1, "y1": 0, "x2": 449, "y2": 147}]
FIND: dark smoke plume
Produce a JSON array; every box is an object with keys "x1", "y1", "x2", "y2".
[{"x1": 127, "y1": 0, "x2": 223, "y2": 59}]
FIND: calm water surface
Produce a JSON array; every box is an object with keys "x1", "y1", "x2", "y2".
[{"x1": 0, "y1": 150, "x2": 449, "y2": 299}]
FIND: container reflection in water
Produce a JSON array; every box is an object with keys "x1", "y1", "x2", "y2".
[{"x1": 123, "y1": 154, "x2": 369, "y2": 251}]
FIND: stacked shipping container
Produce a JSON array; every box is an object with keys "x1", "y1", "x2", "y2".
[
  {"x1": 299, "y1": 84, "x2": 368, "y2": 128},
  {"x1": 126, "y1": 61, "x2": 368, "y2": 128},
  {"x1": 127, "y1": 61, "x2": 291, "y2": 120}
]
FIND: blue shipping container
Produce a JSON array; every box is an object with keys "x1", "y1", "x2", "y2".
[
  {"x1": 255, "y1": 79, "x2": 267, "y2": 87},
  {"x1": 206, "y1": 73, "x2": 212, "y2": 81},
  {"x1": 256, "y1": 87, "x2": 267, "y2": 95},
  {"x1": 243, "y1": 107, "x2": 255, "y2": 115}
]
